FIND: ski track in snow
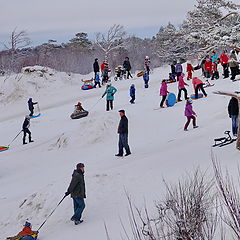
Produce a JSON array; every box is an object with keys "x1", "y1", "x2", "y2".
[{"x1": 0, "y1": 65, "x2": 239, "y2": 239}]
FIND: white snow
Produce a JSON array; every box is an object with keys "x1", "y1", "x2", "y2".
[{"x1": 0, "y1": 65, "x2": 239, "y2": 239}]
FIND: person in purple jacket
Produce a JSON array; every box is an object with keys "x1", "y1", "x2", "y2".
[
  {"x1": 175, "y1": 62, "x2": 183, "y2": 81},
  {"x1": 184, "y1": 99, "x2": 199, "y2": 131},
  {"x1": 160, "y1": 80, "x2": 168, "y2": 108}
]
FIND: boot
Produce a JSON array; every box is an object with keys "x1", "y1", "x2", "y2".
[{"x1": 29, "y1": 137, "x2": 34, "y2": 143}]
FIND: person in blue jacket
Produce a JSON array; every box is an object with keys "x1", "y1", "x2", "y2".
[
  {"x1": 130, "y1": 84, "x2": 136, "y2": 104},
  {"x1": 102, "y1": 84, "x2": 117, "y2": 111},
  {"x1": 28, "y1": 98, "x2": 38, "y2": 116}
]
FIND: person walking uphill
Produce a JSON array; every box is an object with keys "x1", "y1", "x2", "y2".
[
  {"x1": 28, "y1": 98, "x2": 38, "y2": 116},
  {"x1": 102, "y1": 84, "x2": 117, "y2": 111},
  {"x1": 192, "y1": 77, "x2": 207, "y2": 99},
  {"x1": 65, "y1": 163, "x2": 86, "y2": 225},
  {"x1": 123, "y1": 57, "x2": 133, "y2": 79},
  {"x1": 184, "y1": 99, "x2": 198, "y2": 131},
  {"x1": 130, "y1": 84, "x2": 136, "y2": 104},
  {"x1": 22, "y1": 115, "x2": 34, "y2": 145},
  {"x1": 228, "y1": 97, "x2": 239, "y2": 137},
  {"x1": 116, "y1": 110, "x2": 131, "y2": 157},
  {"x1": 160, "y1": 80, "x2": 168, "y2": 108}
]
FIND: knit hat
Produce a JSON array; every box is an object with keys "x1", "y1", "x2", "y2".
[
  {"x1": 24, "y1": 221, "x2": 31, "y2": 227},
  {"x1": 76, "y1": 163, "x2": 85, "y2": 169}
]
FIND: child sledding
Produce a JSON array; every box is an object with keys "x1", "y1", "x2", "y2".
[{"x1": 70, "y1": 102, "x2": 89, "y2": 119}]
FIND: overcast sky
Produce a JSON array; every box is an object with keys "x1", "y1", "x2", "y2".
[{"x1": 0, "y1": 0, "x2": 195, "y2": 47}]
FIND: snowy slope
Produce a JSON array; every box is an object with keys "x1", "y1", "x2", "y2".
[{"x1": 0, "y1": 66, "x2": 239, "y2": 240}]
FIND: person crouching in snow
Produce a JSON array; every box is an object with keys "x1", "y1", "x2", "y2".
[
  {"x1": 160, "y1": 80, "x2": 168, "y2": 108},
  {"x1": 177, "y1": 73, "x2": 189, "y2": 102},
  {"x1": 192, "y1": 77, "x2": 207, "y2": 99},
  {"x1": 130, "y1": 84, "x2": 136, "y2": 104},
  {"x1": 184, "y1": 99, "x2": 198, "y2": 131},
  {"x1": 7, "y1": 221, "x2": 38, "y2": 240}
]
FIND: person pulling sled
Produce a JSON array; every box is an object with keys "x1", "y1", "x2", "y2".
[
  {"x1": 6, "y1": 221, "x2": 38, "y2": 240},
  {"x1": 22, "y1": 115, "x2": 34, "y2": 145}
]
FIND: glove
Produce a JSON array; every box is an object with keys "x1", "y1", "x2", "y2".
[
  {"x1": 65, "y1": 191, "x2": 70, "y2": 196},
  {"x1": 111, "y1": 94, "x2": 114, "y2": 96}
]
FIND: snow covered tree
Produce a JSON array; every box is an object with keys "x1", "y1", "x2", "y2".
[
  {"x1": 68, "y1": 32, "x2": 92, "y2": 50},
  {"x1": 95, "y1": 24, "x2": 126, "y2": 60},
  {"x1": 182, "y1": 0, "x2": 240, "y2": 54}
]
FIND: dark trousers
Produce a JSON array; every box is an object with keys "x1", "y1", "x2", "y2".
[
  {"x1": 230, "y1": 67, "x2": 238, "y2": 80},
  {"x1": 29, "y1": 109, "x2": 34, "y2": 116},
  {"x1": 178, "y1": 88, "x2": 188, "y2": 101},
  {"x1": 106, "y1": 100, "x2": 113, "y2": 111},
  {"x1": 222, "y1": 64, "x2": 229, "y2": 78},
  {"x1": 231, "y1": 115, "x2": 238, "y2": 135},
  {"x1": 23, "y1": 128, "x2": 31, "y2": 143},
  {"x1": 72, "y1": 197, "x2": 85, "y2": 221},
  {"x1": 127, "y1": 71, "x2": 133, "y2": 79},
  {"x1": 211, "y1": 71, "x2": 219, "y2": 80},
  {"x1": 160, "y1": 95, "x2": 167, "y2": 107},
  {"x1": 184, "y1": 116, "x2": 196, "y2": 130},
  {"x1": 146, "y1": 66, "x2": 150, "y2": 75},
  {"x1": 118, "y1": 133, "x2": 131, "y2": 156},
  {"x1": 205, "y1": 70, "x2": 211, "y2": 78},
  {"x1": 94, "y1": 81, "x2": 101, "y2": 88},
  {"x1": 195, "y1": 83, "x2": 207, "y2": 98},
  {"x1": 130, "y1": 95, "x2": 135, "y2": 104},
  {"x1": 144, "y1": 80, "x2": 149, "y2": 88}
]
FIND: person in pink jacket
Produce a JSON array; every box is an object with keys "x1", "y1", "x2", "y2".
[
  {"x1": 192, "y1": 77, "x2": 207, "y2": 99},
  {"x1": 184, "y1": 99, "x2": 198, "y2": 131},
  {"x1": 160, "y1": 80, "x2": 168, "y2": 108},
  {"x1": 177, "y1": 73, "x2": 189, "y2": 101}
]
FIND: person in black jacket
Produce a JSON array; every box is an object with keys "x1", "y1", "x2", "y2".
[
  {"x1": 115, "y1": 110, "x2": 131, "y2": 157},
  {"x1": 22, "y1": 115, "x2": 34, "y2": 145},
  {"x1": 28, "y1": 98, "x2": 38, "y2": 116},
  {"x1": 93, "y1": 58, "x2": 100, "y2": 78},
  {"x1": 123, "y1": 57, "x2": 133, "y2": 79},
  {"x1": 65, "y1": 163, "x2": 86, "y2": 225},
  {"x1": 228, "y1": 97, "x2": 239, "y2": 137}
]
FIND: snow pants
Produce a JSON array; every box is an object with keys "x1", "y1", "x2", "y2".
[
  {"x1": 231, "y1": 115, "x2": 238, "y2": 136},
  {"x1": 195, "y1": 84, "x2": 207, "y2": 99},
  {"x1": 160, "y1": 95, "x2": 167, "y2": 107},
  {"x1": 222, "y1": 64, "x2": 229, "y2": 78},
  {"x1": 178, "y1": 88, "x2": 188, "y2": 101},
  {"x1": 230, "y1": 67, "x2": 238, "y2": 80},
  {"x1": 187, "y1": 71, "x2": 192, "y2": 80},
  {"x1": 130, "y1": 95, "x2": 135, "y2": 104},
  {"x1": 106, "y1": 100, "x2": 113, "y2": 111},
  {"x1": 72, "y1": 197, "x2": 85, "y2": 221},
  {"x1": 23, "y1": 128, "x2": 32, "y2": 144},
  {"x1": 184, "y1": 116, "x2": 196, "y2": 130},
  {"x1": 118, "y1": 133, "x2": 131, "y2": 156}
]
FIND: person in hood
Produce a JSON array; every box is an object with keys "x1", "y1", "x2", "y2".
[
  {"x1": 184, "y1": 99, "x2": 198, "y2": 131},
  {"x1": 7, "y1": 221, "x2": 38, "y2": 240},
  {"x1": 175, "y1": 62, "x2": 183, "y2": 81},
  {"x1": 186, "y1": 62, "x2": 194, "y2": 80},
  {"x1": 160, "y1": 80, "x2": 168, "y2": 108},
  {"x1": 123, "y1": 57, "x2": 133, "y2": 79},
  {"x1": 129, "y1": 84, "x2": 136, "y2": 104},
  {"x1": 220, "y1": 50, "x2": 229, "y2": 78},
  {"x1": 177, "y1": 73, "x2": 189, "y2": 101},
  {"x1": 192, "y1": 77, "x2": 207, "y2": 99},
  {"x1": 204, "y1": 58, "x2": 212, "y2": 79},
  {"x1": 28, "y1": 98, "x2": 38, "y2": 116},
  {"x1": 115, "y1": 110, "x2": 131, "y2": 157},
  {"x1": 228, "y1": 97, "x2": 239, "y2": 137},
  {"x1": 22, "y1": 115, "x2": 34, "y2": 145},
  {"x1": 65, "y1": 163, "x2": 86, "y2": 225},
  {"x1": 102, "y1": 84, "x2": 117, "y2": 111}
]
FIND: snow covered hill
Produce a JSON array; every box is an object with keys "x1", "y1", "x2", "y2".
[{"x1": 0, "y1": 66, "x2": 239, "y2": 239}]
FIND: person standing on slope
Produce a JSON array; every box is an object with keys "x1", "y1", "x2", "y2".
[
  {"x1": 116, "y1": 110, "x2": 131, "y2": 157},
  {"x1": 144, "y1": 56, "x2": 151, "y2": 75},
  {"x1": 228, "y1": 97, "x2": 239, "y2": 137},
  {"x1": 220, "y1": 50, "x2": 229, "y2": 78},
  {"x1": 192, "y1": 77, "x2": 207, "y2": 99},
  {"x1": 130, "y1": 84, "x2": 136, "y2": 104},
  {"x1": 229, "y1": 50, "x2": 239, "y2": 81},
  {"x1": 186, "y1": 61, "x2": 194, "y2": 80},
  {"x1": 65, "y1": 163, "x2": 86, "y2": 225},
  {"x1": 102, "y1": 84, "x2": 117, "y2": 111},
  {"x1": 28, "y1": 98, "x2": 38, "y2": 116},
  {"x1": 204, "y1": 58, "x2": 212, "y2": 79},
  {"x1": 93, "y1": 58, "x2": 100, "y2": 79},
  {"x1": 177, "y1": 73, "x2": 189, "y2": 101},
  {"x1": 184, "y1": 99, "x2": 198, "y2": 131},
  {"x1": 123, "y1": 57, "x2": 133, "y2": 79},
  {"x1": 22, "y1": 115, "x2": 34, "y2": 145},
  {"x1": 160, "y1": 80, "x2": 169, "y2": 108},
  {"x1": 175, "y1": 61, "x2": 183, "y2": 81}
]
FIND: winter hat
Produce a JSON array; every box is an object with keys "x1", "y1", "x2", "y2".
[
  {"x1": 145, "y1": 56, "x2": 149, "y2": 59},
  {"x1": 28, "y1": 98, "x2": 32, "y2": 101},
  {"x1": 131, "y1": 84, "x2": 135, "y2": 87},
  {"x1": 119, "y1": 110, "x2": 125, "y2": 114},
  {"x1": 24, "y1": 221, "x2": 31, "y2": 227},
  {"x1": 76, "y1": 163, "x2": 85, "y2": 169},
  {"x1": 187, "y1": 99, "x2": 193, "y2": 104},
  {"x1": 25, "y1": 115, "x2": 30, "y2": 119}
]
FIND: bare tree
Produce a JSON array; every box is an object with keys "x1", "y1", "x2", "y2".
[{"x1": 95, "y1": 24, "x2": 126, "y2": 60}]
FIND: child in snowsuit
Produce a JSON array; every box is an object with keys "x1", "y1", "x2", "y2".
[
  {"x1": 192, "y1": 77, "x2": 207, "y2": 99},
  {"x1": 143, "y1": 72, "x2": 149, "y2": 88},
  {"x1": 74, "y1": 102, "x2": 85, "y2": 114},
  {"x1": 204, "y1": 59, "x2": 212, "y2": 79},
  {"x1": 22, "y1": 115, "x2": 34, "y2": 145},
  {"x1": 7, "y1": 221, "x2": 38, "y2": 240},
  {"x1": 184, "y1": 99, "x2": 198, "y2": 131},
  {"x1": 177, "y1": 73, "x2": 189, "y2": 101},
  {"x1": 94, "y1": 72, "x2": 101, "y2": 88},
  {"x1": 186, "y1": 62, "x2": 194, "y2": 80},
  {"x1": 102, "y1": 84, "x2": 117, "y2": 111},
  {"x1": 28, "y1": 98, "x2": 38, "y2": 116},
  {"x1": 211, "y1": 60, "x2": 220, "y2": 80},
  {"x1": 130, "y1": 84, "x2": 136, "y2": 104},
  {"x1": 144, "y1": 56, "x2": 150, "y2": 75},
  {"x1": 160, "y1": 80, "x2": 168, "y2": 108}
]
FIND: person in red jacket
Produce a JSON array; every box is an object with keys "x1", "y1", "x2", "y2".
[
  {"x1": 186, "y1": 62, "x2": 194, "y2": 80},
  {"x1": 220, "y1": 51, "x2": 229, "y2": 78},
  {"x1": 204, "y1": 58, "x2": 212, "y2": 78},
  {"x1": 211, "y1": 60, "x2": 220, "y2": 80},
  {"x1": 192, "y1": 77, "x2": 207, "y2": 99}
]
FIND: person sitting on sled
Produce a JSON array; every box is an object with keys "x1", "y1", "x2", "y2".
[
  {"x1": 74, "y1": 102, "x2": 85, "y2": 114},
  {"x1": 7, "y1": 221, "x2": 38, "y2": 240}
]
